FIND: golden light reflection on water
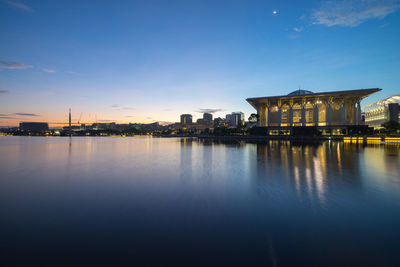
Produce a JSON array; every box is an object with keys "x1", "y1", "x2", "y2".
[
  {"x1": 313, "y1": 155, "x2": 325, "y2": 205},
  {"x1": 255, "y1": 141, "x2": 372, "y2": 207},
  {"x1": 362, "y1": 144, "x2": 400, "y2": 194},
  {"x1": 255, "y1": 140, "x2": 400, "y2": 207},
  {"x1": 305, "y1": 167, "x2": 313, "y2": 201},
  {"x1": 336, "y1": 142, "x2": 342, "y2": 174},
  {"x1": 294, "y1": 166, "x2": 300, "y2": 193}
]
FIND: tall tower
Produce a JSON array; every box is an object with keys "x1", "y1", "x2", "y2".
[{"x1": 69, "y1": 108, "x2": 72, "y2": 134}]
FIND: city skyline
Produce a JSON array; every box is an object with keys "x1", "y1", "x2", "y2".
[{"x1": 1, "y1": 0, "x2": 400, "y2": 126}]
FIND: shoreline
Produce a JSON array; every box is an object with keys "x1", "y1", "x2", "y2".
[{"x1": 2, "y1": 134, "x2": 399, "y2": 144}]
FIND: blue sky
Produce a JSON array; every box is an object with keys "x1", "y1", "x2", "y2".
[{"x1": 1, "y1": 0, "x2": 400, "y2": 125}]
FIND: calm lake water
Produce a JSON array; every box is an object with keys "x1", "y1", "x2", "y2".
[{"x1": 1, "y1": 136, "x2": 400, "y2": 266}]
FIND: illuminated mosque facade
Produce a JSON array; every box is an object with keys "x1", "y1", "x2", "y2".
[{"x1": 247, "y1": 88, "x2": 381, "y2": 135}]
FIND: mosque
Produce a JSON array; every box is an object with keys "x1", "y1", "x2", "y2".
[{"x1": 246, "y1": 88, "x2": 381, "y2": 135}]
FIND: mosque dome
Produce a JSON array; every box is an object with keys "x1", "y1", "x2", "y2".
[{"x1": 287, "y1": 89, "x2": 314, "y2": 96}]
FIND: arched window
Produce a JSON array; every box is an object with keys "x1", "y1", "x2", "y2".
[
  {"x1": 281, "y1": 104, "x2": 290, "y2": 126},
  {"x1": 305, "y1": 102, "x2": 314, "y2": 123},
  {"x1": 292, "y1": 103, "x2": 302, "y2": 126}
]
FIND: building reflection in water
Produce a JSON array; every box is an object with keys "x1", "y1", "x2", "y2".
[
  {"x1": 361, "y1": 144, "x2": 400, "y2": 197},
  {"x1": 255, "y1": 141, "x2": 364, "y2": 208},
  {"x1": 177, "y1": 138, "x2": 399, "y2": 208},
  {"x1": 180, "y1": 138, "x2": 194, "y2": 181}
]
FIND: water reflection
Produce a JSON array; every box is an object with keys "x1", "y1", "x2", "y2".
[
  {"x1": 0, "y1": 137, "x2": 399, "y2": 266},
  {"x1": 180, "y1": 138, "x2": 193, "y2": 180},
  {"x1": 254, "y1": 141, "x2": 372, "y2": 208}
]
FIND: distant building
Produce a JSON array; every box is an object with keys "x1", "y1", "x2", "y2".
[
  {"x1": 186, "y1": 123, "x2": 209, "y2": 132},
  {"x1": 213, "y1": 117, "x2": 226, "y2": 128},
  {"x1": 196, "y1": 118, "x2": 207, "y2": 124},
  {"x1": 137, "y1": 122, "x2": 160, "y2": 131},
  {"x1": 365, "y1": 95, "x2": 400, "y2": 129},
  {"x1": 197, "y1": 113, "x2": 213, "y2": 125},
  {"x1": 180, "y1": 114, "x2": 192, "y2": 124},
  {"x1": 203, "y1": 113, "x2": 213, "y2": 123},
  {"x1": 63, "y1": 125, "x2": 82, "y2": 131},
  {"x1": 226, "y1": 112, "x2": 245, "y2": 127},
  {"x1": 92, "y1": 122, "x2": 117, "y2": 130},
  {"x1": 19, "y1": 122, "x2": 49, "y2": 132}
]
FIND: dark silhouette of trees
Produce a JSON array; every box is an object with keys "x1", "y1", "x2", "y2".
[
  {"x1": 248, "y1": 113, "x2": 259, "y2": 123},
  {"x1": 381, "y1": 121, "x2": 400, "y2": 135}
]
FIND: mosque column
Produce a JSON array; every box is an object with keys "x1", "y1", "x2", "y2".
[
  {"x1": 357, "y1": 100, "x2": 361, "y2": 125},
  {"x1": 258, "y1": 104, "x2": 265, "y2": 127},
  {"x1": 341, "y1": 100, "x2": 347, "y2": 125},
  {"x1": 300, "y1": 108, "x2": 306, "y2": 126},
  {"x1": 288, "y1": 103, "x2": 293, "y2": 126},
  {"x1": 313, "y1": 103, "x2": 319, "y2": 126},
  {"x1": 277, "y1": 102, "x2": 282, "y2": 126},
  {"x1": 263, "y1": 104, "x2": 268, "y2": 126},
  {"x1": 301, "y1": 101, "x2": 306, "y2": 126},
  {"x1": 326, "y1": 104, "x2": 332, "y2": 126},
  {"x1": 267, "y1": 106, "x2": 271, "y2": 127},
  {"x1": 352, "y1": 100, "x2": 358, "y2": 125}
]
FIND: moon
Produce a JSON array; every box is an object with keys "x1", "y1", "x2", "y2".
[{"x1": 273, "y1": 10, "x2": 278, "y2": 15}]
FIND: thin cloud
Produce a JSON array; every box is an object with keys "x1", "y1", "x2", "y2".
[
  {"x1": 0, "y1": 90, "x2": 9, "y2": 93},
  {"x1": 14, "y1": 113, "x2": 39, "y2": 116},
  {"x1": 42, "y1": 68, "x2": 56, "y2": 73},
  {"x1": 111, "y1": 104, "x2": 135, "y2": 110},
  {"x1": 125, "y1": 115, "x2": 135, "y2": 118},
  {"x1": 0, "y1": 113, "x2": 19, "y2": 119},
  {"x1": 293, "y1": 27, "x2": 304, "y2": 32},
  {"x1": 312, "y1": 0, "x2": 400, "y2": 27},
  {"x1": 197, "y1": 108, "x2": 224, "y2": 114},
  {"x1": 0, "y1": 60, "x2": 32, "y2": 69},
  {"x1": 0, "y1": 116, "x2": 16, "y2": 119},
  {"x1": 3, "y1": 0, "x2": 34, "y2": 12}
]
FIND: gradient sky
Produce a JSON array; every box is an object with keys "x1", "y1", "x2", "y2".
[{"x1": 1, "y1": 0, "x2": 400, "y2": 126}]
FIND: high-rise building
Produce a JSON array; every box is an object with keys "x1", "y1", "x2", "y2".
[
  {"x1": 180, "y1": 114, "x2": 192, "y2": 124},
  {"x1": 203, "y1": 113, "x2": 213, "y2": 123},
  {"x1": 226, "y1": 112, "x2": 244, "y2": 127},
  {"x1": 196, "y1": 113, "x2": 213, "y2": 125}
]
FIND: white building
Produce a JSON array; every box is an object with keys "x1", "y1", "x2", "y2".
[{"x1": 365, "y1": 95, "x2": 400, "y2": 129}]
